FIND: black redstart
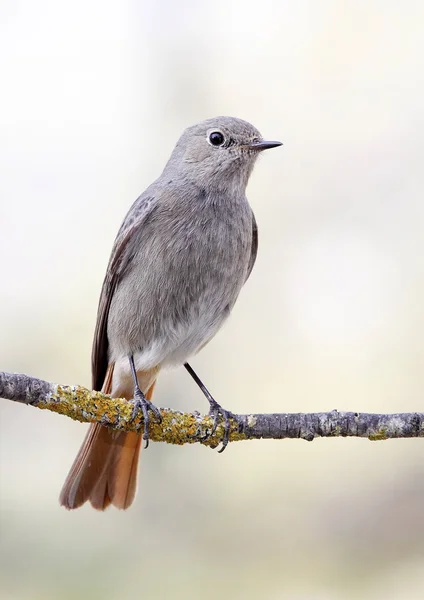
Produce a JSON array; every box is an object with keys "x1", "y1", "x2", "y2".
[{"x1": 60, "y1": 116, "x2": 282, "y2": 510}]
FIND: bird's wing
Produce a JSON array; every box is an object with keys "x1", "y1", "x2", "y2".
[
  {"x1": 91, "y1": 194, "x2": 157, "y2": 391},
  {"x1": 245, "y1": 211, "x2": 258, "y2": 282}
]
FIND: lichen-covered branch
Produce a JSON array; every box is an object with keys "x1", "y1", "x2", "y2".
[{"x1": 1, "y1": 371, "x2": 423, "y2": 447}]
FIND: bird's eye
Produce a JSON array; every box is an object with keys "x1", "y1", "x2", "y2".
[{"x1": 208, "y1": 130, "x2": 225, "y2": 147}]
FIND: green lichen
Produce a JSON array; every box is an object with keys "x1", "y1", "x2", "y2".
[
  {"x1": 368, "y1": 427, "x2": 388, "y2": 441},
  {"x1": 328, "y1": 425, "x2": 342, "y2": 437}
]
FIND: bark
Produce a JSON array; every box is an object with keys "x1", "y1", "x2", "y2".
[{"x1": 1, "y1": 371, "x2": 423, "y2": 447}]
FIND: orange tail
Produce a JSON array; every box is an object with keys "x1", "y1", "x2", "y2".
[{"x1": 59, "y1": 367, "x2": 156, "y2": 510}]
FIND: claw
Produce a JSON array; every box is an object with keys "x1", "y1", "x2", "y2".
[
  {"x1": 130, "y1": 389, "x2": 162, "y2": 449},
  {"x1": 183, "y1": 363, "x2": 236, "y2": 451},
  {"x1": 208, "y1": 399, "x2": 234, "y2": 453}
]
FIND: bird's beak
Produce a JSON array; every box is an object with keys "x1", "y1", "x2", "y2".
[{"x1": 248, "y1": 139, "x2": 283, "y2": 151}]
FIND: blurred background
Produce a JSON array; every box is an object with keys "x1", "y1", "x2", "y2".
[{"x1": 1, "y1": 1, "x2": 424, "y2": 598}]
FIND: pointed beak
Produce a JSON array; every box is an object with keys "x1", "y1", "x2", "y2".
[{"x1": 249, "y1": 139, "x2": 283, "y2": 151}]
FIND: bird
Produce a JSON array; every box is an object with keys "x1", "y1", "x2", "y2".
[{"x1": 59, "y1": 116, "x2": 282, "y2": 510}]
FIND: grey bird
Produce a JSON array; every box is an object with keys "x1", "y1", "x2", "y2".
[{"x1": 59, "y1": 116, "x2": 282, "y2": 510}]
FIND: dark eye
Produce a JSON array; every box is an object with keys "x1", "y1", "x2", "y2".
[{"x1": 208, "y1": 130, "x2": 225, "y2": 147}]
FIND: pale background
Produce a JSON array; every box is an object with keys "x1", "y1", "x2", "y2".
[{"x1": 1, "y1": 1, "x2": 423, "y2": 599}]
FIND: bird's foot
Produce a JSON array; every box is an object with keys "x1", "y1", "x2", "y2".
[
  {"x1": 207, "y1": 399, "x2": 235, "y2": 453},
  {"x1": 130, "y1": 389, "x2": 162, "y2": 449}
]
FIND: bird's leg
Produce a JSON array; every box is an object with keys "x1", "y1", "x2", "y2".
[
  {"x1": 184, "y1": 362, "x2": 234, "y2": 453},
  {"x1": 129, "y1": 355, "x2": 162, "y2": 449}
]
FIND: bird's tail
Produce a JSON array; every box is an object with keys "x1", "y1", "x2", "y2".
[{"x1": 59, "y1": 365, "x2": 156, "y2": 510}]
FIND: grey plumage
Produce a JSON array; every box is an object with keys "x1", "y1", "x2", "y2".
[
  {"x1": 93, "y1": 116, "x2": 276, "y2": 391},
  {"x1": 61, "y1": 116, "x2": 281, "y2": 510}
]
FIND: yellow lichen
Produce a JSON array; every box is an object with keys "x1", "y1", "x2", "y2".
[{"x1": 35, "y1": 383, "x2": 247, "y2": 447}]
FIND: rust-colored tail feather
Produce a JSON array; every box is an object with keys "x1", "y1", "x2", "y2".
[{"x1": 59, "y1": 366, "x2": 156, "y2": 510}]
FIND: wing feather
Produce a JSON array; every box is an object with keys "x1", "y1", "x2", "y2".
[
  {"x1": 91, "y1": 195, "x2": 156, "y2": 391},
  {"x1": 245, "y1": 211, "x2": 258, "y2": 282}
]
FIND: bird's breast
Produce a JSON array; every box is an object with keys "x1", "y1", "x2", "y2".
[{"x1": 108, "y1": 191, "x2": 253, "y2": 368}]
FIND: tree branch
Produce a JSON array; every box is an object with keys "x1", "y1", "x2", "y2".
[{"x1": 1, "y1": 371, "x2": 423, "y2": 447}]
